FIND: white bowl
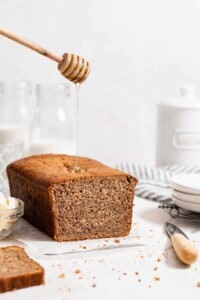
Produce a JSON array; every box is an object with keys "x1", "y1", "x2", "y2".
[
  {"x1": 172, "y1": 195, "x2": 200, "y2": 213},
  {"x1": 172, "y1": 189, "x2": 200, "y2": 204},
  {"x1": 171, "y1": 174, "x2": 200, "y2": 195}
]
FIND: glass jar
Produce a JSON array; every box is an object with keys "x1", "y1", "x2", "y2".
[
  {"x1": 29, "y1": 83, "x2": 76, "y2": 155},
  {"x1": 0, "y1": 81, "x2": 32, "y2": 194}
]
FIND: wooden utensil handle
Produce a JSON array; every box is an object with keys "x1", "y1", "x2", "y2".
[
  {"x1": 171, "y1": 233, "x2": 199, "y2": 265},
  {"x1": 0, "y1": 26, "x2": 62, "y2": 63}
]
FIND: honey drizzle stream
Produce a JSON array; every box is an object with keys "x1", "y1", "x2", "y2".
[{"x1": 75, "y1": 83, "x2": 80, "y2": 168}]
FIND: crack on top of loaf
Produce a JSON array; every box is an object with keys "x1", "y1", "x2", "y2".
[{"x1": 63, "y1": 163, "x2": 86, "y2": 174}]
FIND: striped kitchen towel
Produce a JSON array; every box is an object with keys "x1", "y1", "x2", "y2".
[{"x1": 116, "y1": 164, "x2": 200, "y2": 202}]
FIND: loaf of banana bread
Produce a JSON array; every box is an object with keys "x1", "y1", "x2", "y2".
[
  {"x1": 7, "y1": 154, "x2": 138, "y2": 241},
  {"x1": 0, "y1": 246, "x2": 44, "y2": 293}
]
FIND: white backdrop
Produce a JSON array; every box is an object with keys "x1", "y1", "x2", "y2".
[{"x1": 1, "y1": 0, "x2": 200, "y2": 165}]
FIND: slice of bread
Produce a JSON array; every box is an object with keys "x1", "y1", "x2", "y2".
[{"x1": 0, "y1": 246, "x2": 44, "y2": 293}]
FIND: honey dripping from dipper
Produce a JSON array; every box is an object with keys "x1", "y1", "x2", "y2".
[{"x1": 0, "y1": 27, "x2": 91, "y2": 171}]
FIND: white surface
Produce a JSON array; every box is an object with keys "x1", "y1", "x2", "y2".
[
  {"x1": 1, "y1": 196, "x2": 200, "y2": 300},
  {"x1": 2, "y1": 1, "x2": 200, "y2": 164},
  {"x1": 172, "y1": 173, "x2": 200, "y2": 194}
]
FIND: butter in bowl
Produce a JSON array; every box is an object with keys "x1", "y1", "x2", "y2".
[{"x1": 0, "y1": 192, "x2": 24, "y2": 239}]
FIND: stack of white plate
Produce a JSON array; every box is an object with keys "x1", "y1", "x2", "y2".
[{"x1": 172, "y1": 174, "x2": 200, "y2": 212}]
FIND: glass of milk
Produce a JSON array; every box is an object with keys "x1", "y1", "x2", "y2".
[
  {"x1": 0, "y1": 81, "x2": 32, "y2": 194},
  {"x1": 29, "y1": 83, "x2": 75, "y2": 155}
]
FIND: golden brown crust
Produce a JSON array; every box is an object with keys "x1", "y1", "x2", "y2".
[
  {"x1": 0, "y1": 246, "x2": 44, "y2": 293},
  {"x1": 7, "y1": 154, "x2": 138, "y2": 188}
]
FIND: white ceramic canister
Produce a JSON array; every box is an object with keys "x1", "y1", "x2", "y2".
[{"x1": 156, "y1": 85, "x2": 200, "y2": 166}]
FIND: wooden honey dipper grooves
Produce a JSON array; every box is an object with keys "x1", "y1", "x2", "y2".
[{"x1": 0, "y1": 26, "x2": 90, "y2": 84}]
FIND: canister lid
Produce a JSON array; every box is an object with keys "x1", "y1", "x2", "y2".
[{"x1": 158, "y1": 85, "x2": 200, "y2": 109}]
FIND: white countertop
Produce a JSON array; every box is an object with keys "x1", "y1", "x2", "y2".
[{"x1": 1, "y1": 196, "x2": 200, "y2": 300}]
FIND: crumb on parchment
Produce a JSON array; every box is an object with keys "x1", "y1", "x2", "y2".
[
  {"x1": 157, "y1": 258, "x2": 161, "y2": 262},
  {"x1": 135, "y1": 271, "x2": 139, "y2": 275},
  {"x1": 154, "y1": 277, "x2": 160, "y2": 281}
]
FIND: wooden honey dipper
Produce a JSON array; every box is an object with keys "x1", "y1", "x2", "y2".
[{"x1": 0, "y1": 26, "x2": 90, "y2": 84}]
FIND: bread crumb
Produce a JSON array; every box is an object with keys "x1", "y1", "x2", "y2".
[
  {"x1": 115, "y1": 239, "x2": 120, "y2": 244},
  {"x1": 154, "y1": 277, "x2": 160, "y2": 281},
  {"x1": 79, "y1": 276, "x2": 83, "y2": 280},
  {"x1": 138, "y1": 279, "x2": 141, "y2": 282},
  {"x1": 148, "y1": 285, "x2": 151, "y2": 288},
  {"x1": 157, "y1": 258, "x2": 161, "y2": 262},
  {"x1": 197, "y1": 282, "x2": 200, "y2": 287},
  {"x1": 92, "y1": 283, "x2": 96, "y2": 288},
  {"x1": 83, "y1": 246, "x2": 87, "y2": 249},
  {"x1": 134, "y1": 235, "x2": 141, "y2": 239},
  {"x1": 123, "y1": 272, "x2": 127, "y2": 276},
  {"x1": 75, "y1": 269, "x2": 81, "y2": 274},
  {"x1": 153, "y1": 267, "x2": 158, "y2": 271},
  {"x1": 59, "y1": 273, "x2": 65, "y2": 279},
  {"x1": 135, "y1": 271, "x2": 139, "y2": 275}
]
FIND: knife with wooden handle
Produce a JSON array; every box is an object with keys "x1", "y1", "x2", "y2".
[{"x1": 165, "y1": 222, "x2": 199, "y2": 265}]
